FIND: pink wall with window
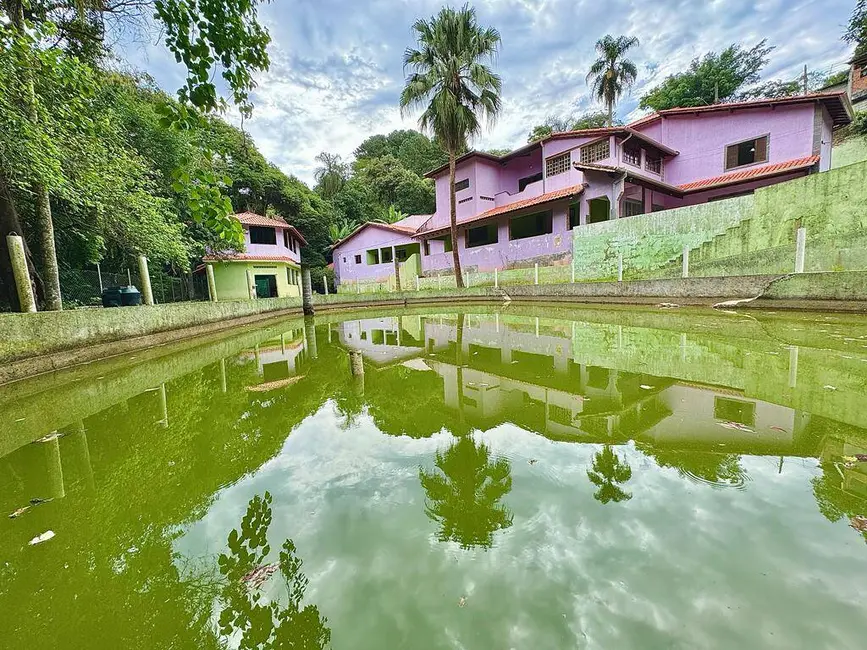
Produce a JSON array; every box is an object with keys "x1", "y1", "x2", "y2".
[
  {"x1": 333, "y1": 225, "x2": 416, "y2": 283},
  {"x1": 244, "y1": 226, "x2": 302, "y2": 263},
  {"x1": 649, "y1": 104, "x2": 817, "y2": 185}
]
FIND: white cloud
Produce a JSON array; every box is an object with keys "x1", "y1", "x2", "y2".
[{"x1": 121, "y1": 0, "x2": 855, "y2": 184}]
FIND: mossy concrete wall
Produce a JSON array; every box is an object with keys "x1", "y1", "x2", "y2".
[
  {"x1": 573, "y1": 162, "x2": 867, "y2": 281},
  {"x1": 0, "y1": 297, "x2": 302, "y2": 365}
]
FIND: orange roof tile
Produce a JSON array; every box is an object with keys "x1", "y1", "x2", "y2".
[
  {"x1": 415, "y1": 184, "x2": 585, "y2": 237},
  {"x1": 678, "y1": 156, "x2": 819, "y2": 192},
  {"x1": 329, "y1": 220, "x2": 422, "y2": 249},
  {"x1": 202, "y1": 253, "x2": 301, "y2": 263}
]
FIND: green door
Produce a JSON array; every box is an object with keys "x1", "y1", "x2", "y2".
[{"x1": 254, "y1": 274, "x2": 277, "y2": 298}]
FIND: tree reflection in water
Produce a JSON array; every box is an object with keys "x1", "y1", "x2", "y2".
[
  {"x1": 216, "y1": 492, "x2": 331, "y2": 649},
  {"x1": 587, "y1": 445, "x2": 633, "y2": 504},
  {"x1": 419, "y1": 436, "x2": 513, "y2": 549}
]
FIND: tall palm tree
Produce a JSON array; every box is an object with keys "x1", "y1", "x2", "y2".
[
  {"x1": 587, "y1": 444, "x2": 633, "y2": 504},
  {"x1": 419, "y1": 435, "x2": 513, "y2": 549},
  {"x1": 327, "y1": 219, "x2": 353, "y2": 244},
  {"x1": 586, "y1": 35, "x2": 640, "y2": 127},
  {"x1": 400, "y1": 5, "x2": 502, "y2": 289},
  {"x1": 313, "y1": 152, "x2": 348, "y2": 199}
]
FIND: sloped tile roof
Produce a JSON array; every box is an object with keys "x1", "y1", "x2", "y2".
[
  {"x1": 329, "y1": 220, "x2": 425, "y2": 249},
  {"x1": 415, "y1": 184, "x2": 585, "y2": 238},
  {"x1": 233, "y1": 212, "x2": 308, "y2": 245},
  {"x1": 202, "y1": 253, "x2": 301, "y2": 263},
  {"x1": 678, "y1": 156, "x2": 819, "y2": 192}
]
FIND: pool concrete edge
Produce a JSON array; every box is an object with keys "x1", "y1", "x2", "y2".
[{"x1": 2, "y1": 271, "x2": 865, "y2": 384}]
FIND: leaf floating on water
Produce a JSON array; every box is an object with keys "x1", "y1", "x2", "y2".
[
  {"x1": 717, "y1": 421, "x2": 754, "y2": 433},
  {"x1": 769, "y1": 426, "x2": 788, "y2": 433},
  {"x1": 528, "y1": 459, "x2": 538, "y2": 466},
  {"x1": 240, "y1": 562, "x2": 279, "y2": 590},
  {"x1": 640, "y1": 385, "x2": 654, "y2": 390},
  {"x1": 9, "y1": 506, "x2": 31, "y2": 519},
  {"x1": 28, "y1": 531, "x2": 55, "y2": 546},
  {"x1": 823, "y1": 385, "x2": 837, "y2": 391},
  {"x1": 851, "y1": 516, "x2": 867, "y2": 533},
  {"x1": 34, "y1": 432, "x2": 62, "y2": 444},
  {"x1": 29, "y1": 497, "x2": 53, "y2": 506}
]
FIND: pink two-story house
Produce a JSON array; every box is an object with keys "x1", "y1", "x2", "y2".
[{"x1": 333, "y1": 91, "x2": 852, "y2": 285}]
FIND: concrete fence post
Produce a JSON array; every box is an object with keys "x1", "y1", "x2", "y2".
[
  {"x1": 415, "y1": 276, "x2": 420, "y2": 291},
  {"x1": 795, "y1": 227, "x2": 806, "y2": 273},
  {"x1": 7, "y1": 235, "x2": 36, "y2": 313},
  {"x1": 301, "y1": 268, "x2": 314, "y2": 315},
  {"x1": 205, "y1": 264, "x2": 218, "y2": 302},
  {"x1": 467, "y1": 271, "x2": 472, "y2": 288},
  {"x1": 96, "y1": 262, "x2": 103, "y2": 293},
  {"x1": 617, "y1": 253, "x2": 623, "y2": 283},
  {"x1": 324, "y1": 277, "x2": 329, "y2": 295},
  {"x1": 494, "y1": 267, "x2": 499, "y2": 288},
  {"x1": 246, "y1": 268, "x2": 256, "y2": 300},
  {"x1": 127, "y1": 268, "x2": 132, "y2": 286},
  {"x1": 682, "y1": 247, "x2": 690, "y2": 279},
  {"x1": 438, "y1": 275, "x2": 442, "y2": 290},
  {"x1": 534, "y1": 263, "x2": 539, "y2": 285},
  {"x1": 393, "y1": 258, "x2": 401, "y2": 292},
  {"x1": 138, "y1": 255, "x2": 154, "y2": 305},
  {"x1": 571, "y1": 261, "x2": 575, "y2": 284}
]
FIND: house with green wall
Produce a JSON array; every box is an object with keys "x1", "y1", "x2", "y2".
[{"x1": 201, "y1": 212, "x2": 306, "y2": 300}]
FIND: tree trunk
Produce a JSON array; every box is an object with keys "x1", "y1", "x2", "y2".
[
  {"x1": 34, "y1": 183, "x2": 62, "y2": 310},
  {"x1": 607, "y1": 101, "x2": 613, "y2": 127},
  {"x1": 449, "y1": 149, "x2": 464, "y2": 288}
]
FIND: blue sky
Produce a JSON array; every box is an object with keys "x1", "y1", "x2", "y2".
[{"x1": 123, "y1": 0, "x2": 856, "y2": 184}]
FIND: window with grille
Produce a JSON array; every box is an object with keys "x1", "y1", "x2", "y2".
[
  {"x1": 455, "y1": 178, "x2": 470, "y2": 192},
  {"x1": 725, "y1": 135, "x2": 769, "y2": 170},
  {"x1": 545, "y1": 152, "x2": 570, "y2": 177},
  {"x1": 645, "y1": 155, "x2": 662, "y2": 174},
  {"x1": 623, "y1": 144, "x2": 641, "y2": 167},
  {"x1": 580, "y1": 140, "x2": 610, "y2": 164}
]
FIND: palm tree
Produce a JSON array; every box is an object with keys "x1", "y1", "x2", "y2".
[
  {"x1": 381, "y1": 204, "x2": 408, "y2": 224},
  {"x1": 313, "y1": 152, "x2": 348, "y2": 199},
  {"x1": 587, "y1": 445, "x2": 633, "y2": 504},
  {"x1": 586, "y1": 35, "x2": 640, "y2": 127},
  {"x1": 327, "y1": 219, "x2": 353, "y2": 243},
  {"x1": 419, "y1": 435, "x2": 513, "y2": 549},
  {"x1": 400, "y1": 5, "x2": 502, "y2": 289}
]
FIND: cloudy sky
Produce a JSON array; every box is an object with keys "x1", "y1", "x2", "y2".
[{"x1": 124, "y1": 0, "x2": 856, "y2": 185}]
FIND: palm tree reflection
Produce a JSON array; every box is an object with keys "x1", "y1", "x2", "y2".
[
  {"x1": 419, "y1": 436, "x2": 513, "y2": 549},
  {"x1": 587, "y1": 445, "x2": 633, "y2": 504},
  {"x1": 216, "y1": 492, "x2": 330, "y2": 649}
]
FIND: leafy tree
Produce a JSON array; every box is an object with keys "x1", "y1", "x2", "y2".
[
  {"x1": 400, "y1": 4, "x2": 502, "y2": 288},
  {"x1": 354, "y1": 154, "x2": 434, "y2": 216},
  {"x1": 741, "y1": 70, "x2": 826, "y2": 100},
  {"x1": 216, "y1": 492, "x2": 331, "y2": 649},
  {"x1": 353, "y1": 129, "x2": 447, "y2": 176},
  {"x1": 640, "y1": 40, "x2": 773, "y2": 110},
  {"x1": 485, "y1": 148, "x2": 512, "y2": 156},
  {"x1": 572, "y1": 110, "x2": 612, "y2": 129},
  {"x1": 587, "y1": 445, "x2": 633, "y2": 504},
  {"x1": 822, "y1": 70, "x2": 850, "y2": 88},
  {"x1": 328, "y1": 219, "x2": 354, "y2": 243},
  {"x1": 381, "y1": 205, "x2": 408, "y2": 224},
  {"x1": 313, "y1": 151, "x2": 349, "y2": 199},
  {"x1": 845, "y1": 0, "x2": 867, "y2": 57},
  {"x1": 527, "y1": 110, "x2": 613, "y2": 143},
  {"x1": 586, "y1": 35, "x2": 640, "y2": 127},
  {"x1": 419, "y1": 436, "x2": 513, "y2": 549}
]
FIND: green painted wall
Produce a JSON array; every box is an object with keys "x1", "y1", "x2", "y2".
[
  {"x1": 573, "y1": 162, "x2": 867, "y2": 281},
  {"x1": 211, "y1": 262, "x2": 301, "y2": 300},
  {"x1": 832, "y1": 136, "x2": 867, "y2": 169}
]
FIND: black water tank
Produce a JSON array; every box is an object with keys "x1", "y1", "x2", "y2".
[
  {"x1": 120, "y1": 285, "x2": 142, "y2": 306},
  {"x1": 101, "y1": 286, "x2": 123, "y2": 308}
]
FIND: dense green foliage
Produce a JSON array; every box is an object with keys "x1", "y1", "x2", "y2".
[
  {"x1": 845, "y1": 0, "x2": 867, "y2": 56},
  {"x1": 527, "y1": 110, "x2": 613, "y2": 143}
]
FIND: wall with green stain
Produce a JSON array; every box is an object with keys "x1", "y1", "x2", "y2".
[{"x1": 573, "y1": 161, "x2": 867, "y2": 281}]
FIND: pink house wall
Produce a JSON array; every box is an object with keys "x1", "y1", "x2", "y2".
[
  {"x1": 243, "y1": 226, "x2": 302, "y2": 263},
  {"x1": 650, "y1": 104, "x2": 816, "y2": 185},
  {"x1": 333, "y1": 225, "x2": 416, "y2": 283}
]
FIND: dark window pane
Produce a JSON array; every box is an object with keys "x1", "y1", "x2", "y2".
[{"x1": 250, "y1": 227, "x2": 277, "y2": 245}]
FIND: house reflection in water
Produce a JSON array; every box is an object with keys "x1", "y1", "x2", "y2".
[
  {"x1": 239, "y1": 326, "x2": 310, "y2": 391},
  {"x1": 336, "y1": 314, "x2": 813, "y2": 453}
]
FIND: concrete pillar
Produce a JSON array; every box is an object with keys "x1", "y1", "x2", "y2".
[
  {"x1": 534, "y1": 263, "x2": 539, "y2": 285},
  {"x1": 788, "y1": 346, "x2": 799, "y2": 388},
  {"x1": 323, "y1": 277, "x2": 329, "y2": 295},
  {"x1": 42, "y1": 435, "x2": 65, "y2": 499},
  {"x1": 158, "y1": 383, "x2": 168, "y2": 427},
  {"x1": 535, "y1": 316, "x2": 540, "y2": 338},
  {"x1": 64, "y1": 421, "x2": 94, "y2": 491},
  {"x1": 617, "y1": 253, "x2": 623, "y2": 282},
  {"x1": 795, "y1": 227, "x2": 806, "y2": 273},
  {"x1": 393, "y1": 253, "x2": 401, "y2": 292},
  {"x1": 301, "y1": 269, "x2": 314, "y2": 315},
  {"x1": 415, "y1": 276, "x2": 420, "y2": 291},
  {"x1": 304, "y1": 315, "x2": 318, "y2": 359},
  {"x1": 7, "y1": 235, "x2": 36, "y2": 312},
  {"x1": 350, "y1": 350, "x2": 364, "y2": 376},
  {"x1": 206, "y1": 264, "x2": 218, "y2": 302},
  {"x1": 138, "y1": 255, "x2": 154, "y2": 305},
  {"x1": 571, "y1": 262, "x2": 575, "y2": 284},
  {"x1": 682, "y1": 247, "x2": 690, "y2": 279},
  {"x1": 494, "y1": 267, "x2": 499, "y2": 288},
  {"x1": 220, "y1": 358, "x2": 227, "y2": 393},
  {"x1": 246, "y1": 268, "x2": 256, "y2": 299},
  {"x1": 680, "y1": 333, "x2": 687, "y2": 362},
  {"x1": 96, "y1": 263, "x2": 103, "y2": 293}
]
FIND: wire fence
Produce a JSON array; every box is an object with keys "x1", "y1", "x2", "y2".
[{"x1": 59, "y1": 266, "x2": 209, "y2": 308}]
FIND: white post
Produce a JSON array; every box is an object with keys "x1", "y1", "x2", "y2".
[
  {"x1": 494, "y1": 267, "x2": 499, "y2": 288},
  {"x1": 246, "y1": 268, "x2": 256, "y2": 299},
  {"x1": 571, "y1": 262, "x2": 575, "y2": 284},
  {"x1": 7, "y1": 235, "x2": 36, "y2": 313},
  {"x1": 617, "y1": 253, "x2": 623, "y2": 282},
  {"x1": 438, "y1": 275, "x2": 442, "y2": 290},
  {"x1": 356, "y1": 281, "x2": 360, "y2": 294},
  {"x1": 127, "y1": 268, "x2": 132, "y2": 286},
  {"x1": 205, "y1": 264, "x2": 218, "y2": 302},
  {"x1": 788, "y1": 346, "x2": 799, "y2": 388},
  {"x1": 795, "y1": 227, "x2": 806, "y2": 273},
  {"x1": 535, "y1": 316, "x2": 540, "y2": 337},
  {"x1": 682, "y1": 247, "x2": 690, "y2": 279},
  {"x1": 415, "y1": 276, "x2": 420, "y2": 291},
  {"x1": 324, "y1": 277, "x2": 329, "y2": 295},
  {"x1": 534, "y1": 263, "x2": 539, "y2": 285},
  {"x1": 138, "y1": 255, "x2": 154, "y2": 305},
  {"x1": 467, "y1": 271, "x2": 471, "y2": 288},
  {"x1": 96, "y1": 263, "x2": 103, "y2": 293}
]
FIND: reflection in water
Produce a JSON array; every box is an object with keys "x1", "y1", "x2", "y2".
[
  {"x1": 642, "y1": 447, "x2": 748, "y2": 489},
  {"x1": 587, "y1": 445, "x2": 633, "y2": 504},
  {"x1": 419, "y1": 436, "x2": 513, "y2": 549},
  {"x1": 216, "y1": 492, "x2": 330, "y2": 649}
]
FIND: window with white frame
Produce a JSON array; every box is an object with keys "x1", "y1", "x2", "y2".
[
  {"x1": 545, "y1": 152, "x2": 570, "y2": 177},
  {"x1": 580, "y1": 140, "x2": 610, "y2": 164}
]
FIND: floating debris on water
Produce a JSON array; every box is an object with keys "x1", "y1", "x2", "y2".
[
  {"x1": 9, "y1": 506, "x2": 31, "y2": 519},
  {"x1": 241, "y1": 562, "x2": 279, "y2": 590},
  {"x1": 528, "y1": 459, "x2": 538, "y2": 465},
  {"x1": 28, "y1": 531, "x2": 55, "y2": 546},
  {"x1": 34, "y1": 432, "x2": 62, "y2": 444},
  {"x1": 851, "y1": 516, "x2": 867, "y2": 534},
  {"x1": 718, "y1": 421, "x2": 754, "y2": 433},
  {"x1": 458, "y1": 596, "x2": 467, "y2": 607}
]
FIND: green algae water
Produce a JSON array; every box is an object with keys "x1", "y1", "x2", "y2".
[{"x1": 2, "y1": 306, "x2": 867, "y2": 649}]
